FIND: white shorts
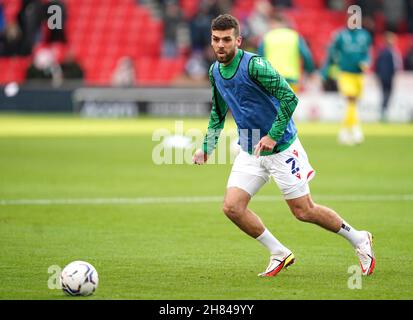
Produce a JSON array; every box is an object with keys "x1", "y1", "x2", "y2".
[{"x1": 227, "y1": 138, "x2": 316, "y2": 199}]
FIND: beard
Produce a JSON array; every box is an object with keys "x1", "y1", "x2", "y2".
[{"x1": 215, "y1": 47, "x2": 236, "y2": 64}]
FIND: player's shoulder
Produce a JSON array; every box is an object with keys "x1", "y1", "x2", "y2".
[
  {"x1": 347, "y1": 28, "x2": 372, "y2": 46},
  {"x1": 359, "y1": 28, "x2": 373, "y2": 42},
  {"x1": 245, "y1": 50, "x2": 264, "y2": 63},
  {"x1": 208, "y1": 63, "x2": 216, "y2": 83},
  {"x1": 249, "y1": 54, "x2": 271, "y2": 69},
  {"x1": 208, "y1": 63, "x2": 214, "y2": 74},
  {"x1": 248, "y1": 54, "x2": 278, "y2": 78}
]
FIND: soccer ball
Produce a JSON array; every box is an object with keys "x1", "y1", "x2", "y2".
[{"x1": 60, "y1": 261, "x2": 99, "y2": 296}]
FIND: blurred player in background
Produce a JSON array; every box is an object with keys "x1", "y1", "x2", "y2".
[
  {"x1": 321, "y1": 21, "x2": 372, "y2": 145},
  {"x1": 258, "y1": 12, "x2": 315, "y2": 92},
  {"x1": 193, "y1": 14, "x2": 375, "y2": 277},
  {"x1": 375, "y1": 32, "x2": 402, "y2": 122}
]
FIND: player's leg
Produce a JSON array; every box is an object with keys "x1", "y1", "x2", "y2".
[
  {"x1": 222, "y1": 186, "x2": 264, "y2": 238},
  {"x1": 338, "y1": 72, "x2": 364, "y2": 145},
  {"x1": 225, "y1": 151, "x2": 294, "y2": 276},
  {"x1": 267, "y1": 137, "x2": 375, "y2": 275},
  {"x1": 345, "y1": 96, "x2": 364, "y2": 144},
  {"x1": 286, "y1": 194, "x2": 358, "y2": 236},
  {"x1": 286, "y1": 194, "x2": 375, "y2": 275}
]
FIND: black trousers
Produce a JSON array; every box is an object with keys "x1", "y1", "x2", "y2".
[{"x1": 379, "y1": 78, "x2": 393, "y2": 113}]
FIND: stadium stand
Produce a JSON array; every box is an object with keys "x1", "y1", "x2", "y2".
[
  {"x1": 1, "y1": 0, "x2": 180, "y2": 86},
  {"x1": 0, "y1": 0, "x2": 412, "y2": 86},
  {"x1": 180, "y1": 0, "x2": 199, "y2": 19},
  {"x1": 0, "y1": 56, "x2": 30, "y2": 83},
  {"x1": 284, "y1": 8, "x2": 347, "y2": 66}
]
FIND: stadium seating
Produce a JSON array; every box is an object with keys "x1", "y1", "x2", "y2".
[
  {"x1": 232, "y1": 0, "x2": 256, "y2": 21},
  {"x1": 1, "y1": 0, "x2": 174, "y2": 86},
  {"x1": 65, "y1": 0, "x2": 164, "y2": 85},
  {"x1": 293, "y1": 0, "x2": 325, "y2": 10},
  {"x1": 0, "y1": 0, "x2": 412, "y2": 86},
  {"x1": 180, "y1": 0, "x2": 199, "y2": 19},
  {"x1": 2, "y1": 0, "x2": 20, "y2": 24},
  {"x1": 284, "y1": 8, "x2": 347, "y2": 67},
  {"x1": 0, "y1": 57, "x2": 30, "y2": 84}
]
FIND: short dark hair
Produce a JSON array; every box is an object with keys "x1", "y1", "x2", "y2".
[{"x1": 211, "y1": 14, "x2": 240, "y2": 37}]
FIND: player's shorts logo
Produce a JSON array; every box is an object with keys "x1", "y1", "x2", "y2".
[{"x1": 286, "y1": 157, "x2": 301, "y2": 179}]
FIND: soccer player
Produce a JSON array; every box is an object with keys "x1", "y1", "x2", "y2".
[
  {"x1": 321, "y1": 24, "x2": 372, "y2": 145},
  {"x1": 193, "y1": 14, "x2": 375, "y2": 277},
  {"x1": 258, "y1": 12, "x2": 315, "y2": 93}
]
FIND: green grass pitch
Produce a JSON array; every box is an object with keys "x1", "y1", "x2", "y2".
[{"x1": 0, "y1": 114, "x2": 412, "y2": 299}]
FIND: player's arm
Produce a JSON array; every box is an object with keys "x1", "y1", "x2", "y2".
[
  {"x1": 248, "y1": 56, "x2": 298, "y2": 155},
  {"x1": 257, "y1": 41, "x2": 265, "y2": 56},
  {"x1": 193, "y1": 65, "x2": 229, "y2": 164},
  {"x1": 298, "y1": 36, "x2": 315, "y2": 74},
  {"x1": 320, "y1": 32, "x2": 340, "y2": 80},
  {"x1": 359, "y1": 31, "x2": 373, "y2": 72}
]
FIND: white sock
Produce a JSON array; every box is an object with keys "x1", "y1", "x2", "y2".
[
  {"x1": 256, "y1": 228, "x2": 289, "y2": 255},
  {"x1": 337, "y1": 221, "x2": 365, "y2": 247}
]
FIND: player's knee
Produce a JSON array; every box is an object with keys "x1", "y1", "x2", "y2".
[
  {"x1": 290, "y1": 204, "x2": 315, "y2": 222},
  {"x1": 222, "y1": 202, "x2": 243, "y2": 220}
]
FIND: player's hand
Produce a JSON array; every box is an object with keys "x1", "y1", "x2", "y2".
[
  {"x1": 193, "y1": 149, "x2": 208, "y2": 165},
  {"x1": 359, "y1": 62, "x2": 370, "y2": 72},
  {"x1": 254, "y1": 135, "x2": 277, "y2": 157}
]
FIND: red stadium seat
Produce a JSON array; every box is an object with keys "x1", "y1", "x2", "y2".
[
  {"x1": 180, "y1": 0, "x2": 199, "y2": 19},
  {"x1": 61, "y1": 1, "x2": 163, "y2": 85},
  {"x1": 293, "y1": 0, "x2": 325, "y2": 9},
  {"x1": 0, "y1": 57, "x2": 31, "y2": 84},
  {"x1": 2, "y1": 0, "x2": 21, "y2": 23}
]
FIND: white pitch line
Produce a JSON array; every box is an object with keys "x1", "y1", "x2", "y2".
[{"x1": 0, "y1": 194, "x2": 412, "y2": 206}]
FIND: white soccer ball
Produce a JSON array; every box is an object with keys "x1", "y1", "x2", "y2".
[{"x1": 60, "y1": 261, "x2": 99, "y2": 296}]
